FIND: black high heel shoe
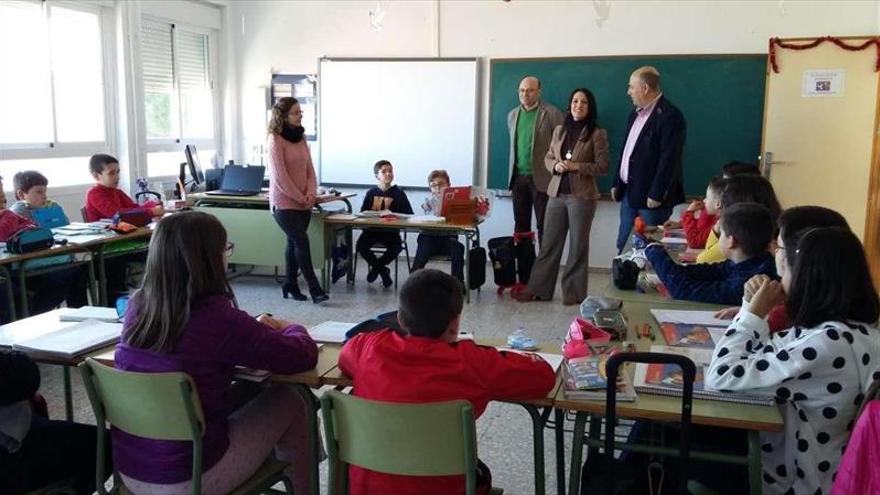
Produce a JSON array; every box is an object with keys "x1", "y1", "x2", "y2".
[
  {"x1": 282, "y1": 283, "x2": 307, "y2": 301},
  {"x1": 310, "y1": 287, "x2": 329, "y2": 304}
]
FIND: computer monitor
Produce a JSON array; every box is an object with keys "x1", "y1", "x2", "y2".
[{"x1": 184, "y1": 145, "x2": 205, "y2": 185}]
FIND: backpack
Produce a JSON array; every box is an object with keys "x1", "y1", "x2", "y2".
[
  {"x1": 7, "y1": 227, "x2": 55, "y2": 254},
  {"x1": 468, "y1": 241, "x2": 486, "y2": 290},
  {"x1": 488, "y1": 236, "x2": 516, "y2": 287}
]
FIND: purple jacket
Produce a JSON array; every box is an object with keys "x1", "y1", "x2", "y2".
[{"x1": 113, "y1": 295, "x2": 318, "y2": 483}]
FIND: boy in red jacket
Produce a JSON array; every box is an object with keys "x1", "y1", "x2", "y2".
[
  {"x1": 665, "y1": 176, "x2": 723, "y2": 249},
  {"x1": 84, "y1": 154, "x2": 163, "y2": 222},
  {"x1": 339, "y1": 269, "x2": 556, "y2": 495}
]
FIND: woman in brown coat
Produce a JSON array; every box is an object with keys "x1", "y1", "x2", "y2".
[{"x1": 516, "y1": 88, "x2": 609, "y2": 305}]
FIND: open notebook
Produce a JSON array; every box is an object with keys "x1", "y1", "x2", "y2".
[
  {"x1": 13, "y1": 320, "x2": 121, "y2": 359},
  {"x1": 58, "y1": 306, "x2": 120, "y2": 323}
]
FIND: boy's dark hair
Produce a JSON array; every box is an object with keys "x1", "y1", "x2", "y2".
[
  {"x1": 13, "y1": 171, "x2": 48, "y2": 194},
  {"x1": 427, "y1": 169, "x2": 450, "y2": 185},
  {"x1": 373, "y1": 160, "x2": 392, "y2": 176},
  {"x1": 89, "y1": 154, "x2": 119, "y2": 175},
  {"x1": 719, "y1": 202, "x2": 774, "y2": 257},
  {"x1": 398, "y1": 269, "x2": 463, "y2": 338},
  {"x1": 778, "y1": 206, "x2": 850, "y2": 271},
  {"x1": 786, "y1": 227, "x2": 880, "y2": 328},
  {"x1": 720, "y1": 175, "x2": 782, "y2": 223},
  {"x1": 721, "y1": 161, "x2": 761, "y2": 178},
  {"x1": 706, "y1": 176, "x2": 726, "y2": 195}
]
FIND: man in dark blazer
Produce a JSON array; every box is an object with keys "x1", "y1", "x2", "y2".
[{"x1": 611, "y1": 66, "x2": 686, "y2": 252}]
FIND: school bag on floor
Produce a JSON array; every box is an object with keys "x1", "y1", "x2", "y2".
[
  {"x1": 513, "y1": 231, "x2": 536, "y2": 284},
  {"x1": 468, "y1": 240, "x2": 486, "y2": 290},
  {"x1": 488, "y1": 236, "x2": 516, "y2": 288}
]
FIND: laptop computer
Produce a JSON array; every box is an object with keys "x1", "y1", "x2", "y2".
[{"x1": 204, "y1": 165, "x2": 265, "y2": 197}]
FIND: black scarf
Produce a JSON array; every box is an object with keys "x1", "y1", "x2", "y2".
[{"x1": 280, "y1": 124, "x2": 305, "y2": 143}]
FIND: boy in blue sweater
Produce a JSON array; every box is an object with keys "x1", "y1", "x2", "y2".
[
  {"x1": 645, "y1": 202, "x2": 776, "y2": 305},
  {"x1": 356, "y1": 160, "x2": 413, "y2": 287}
]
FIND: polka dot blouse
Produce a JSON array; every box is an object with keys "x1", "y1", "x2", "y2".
[{"x1": 706, "y1": 309, "x2": 880, "y2": 495}]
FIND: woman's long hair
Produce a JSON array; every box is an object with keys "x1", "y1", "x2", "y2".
[
  {"x1": 267, "y1": 96, "x2": 299, "y2": 135},
  {"x1": 124, "y1": 212, "x2": 235, "y2": 353},
  {"x1": 786, "y1": 227, "x2": 880, "y2": 328},
  {"x1": 565, "y1": 87, "x2": 598, "y2": 141}
]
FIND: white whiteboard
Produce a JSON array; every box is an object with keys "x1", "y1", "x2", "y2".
[{"x1": 319, "y1": 59, "x2": 478, "y2": 188}]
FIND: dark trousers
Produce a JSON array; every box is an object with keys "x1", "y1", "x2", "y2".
[
  {"x1": 511, "y1": 174, "x2": 549, "y2": 241},
  {"x1": 12, "y1": 265, "x2": 90, "y2": 317},
  {"x1": 411, "y1": 233, "x2": 464, "y2": 282},
  {"x1": 616, "y1": 192, "x2": 673, "y2": 252},
  {"x1": 273, "y1": 208, "x2": 321, "y2": 291},
  {"x1": 0, "y1": 415, "x2": 110, "y2": 494},
  {"x1": 105, "y1": 252, "x2": 147, "y2": 307},
  {"x1": 356, "y1": 230, "x2": 402, "y2": 270}
]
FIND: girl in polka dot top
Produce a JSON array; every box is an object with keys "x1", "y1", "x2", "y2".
[{"x1": 707, "y1": 226, "x2": 880, "y2": 495}]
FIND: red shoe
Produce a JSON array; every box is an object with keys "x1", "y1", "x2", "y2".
[{"x1": 510, "y1": 282, "x2": 528, "y2": 295}]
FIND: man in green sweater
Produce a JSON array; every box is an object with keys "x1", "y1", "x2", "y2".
[{"x1": 507, "y1": 76, "x2": 564, "y2": 243}]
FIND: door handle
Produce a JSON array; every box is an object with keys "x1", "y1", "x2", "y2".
[{"x1": 760, "y1": 151, "x2": 784, "y2": 178}]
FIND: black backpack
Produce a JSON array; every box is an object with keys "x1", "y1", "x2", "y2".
[
  {"x1": 488, "y1": 236, "x2": 516, "y2": 287},
  {"x1": 612, "y1": 258, "x2": 640, "y2": 290},
  {"x1": 467, "y1": 241, "x2": 486, "y2": 290}
]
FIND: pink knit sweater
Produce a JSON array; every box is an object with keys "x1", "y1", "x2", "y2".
[{"x1": 267, "y1": 134, "x2": 317, "y2": 211}]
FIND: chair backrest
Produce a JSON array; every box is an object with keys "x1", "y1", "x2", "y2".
[
  {"x1": 80, "y1": 357, "x2": 205, "y2": 440},
  {"x1": 320, "y1": 390, "x2": 477, "y2": 494},
  {"x1": 80, "y1": 206, "x2": 88, "y2": 222},
  {"x1": 79, "y1": 358, "x2": 207, "y2": 495}
]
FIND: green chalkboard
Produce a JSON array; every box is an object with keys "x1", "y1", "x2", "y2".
[{"x1": 488, "y1": 55, "x2": 767, "y2": 196}]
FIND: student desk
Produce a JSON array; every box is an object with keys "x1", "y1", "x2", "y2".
[
  {"x1": 191, "y1": 193, "x2": 355, "y2": 289},
  {"x1": 557, "y1": 300, "x2": 784, "y2": 495},
  {"x1": 323, "y1": 214, "x2": 481, "y2": 302}
]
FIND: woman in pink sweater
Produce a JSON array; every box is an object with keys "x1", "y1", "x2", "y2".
[{"x1": 267, "y1": 97, "x2": 328, "y2": 303}]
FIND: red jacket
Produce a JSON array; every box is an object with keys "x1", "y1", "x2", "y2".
[
  {"x1": 85, "y1": 184, "x2": 156, "y2": 222},
  {"x1": 680, "y1": 209, "x2": 717, "y2": 249},
  {"x1": 338, "y1": 330, "x2": 557, "y2": 495},
  {"x1": 0, "y1": 210, "x2": 37, "y2": 242}
]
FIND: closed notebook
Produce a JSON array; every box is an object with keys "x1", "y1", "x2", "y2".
[
  {"x1": 13, "y1": 320, "x2": 122, "y2": 359},
  {"x1": 632, "y1": 345, "x2": 775, "y2": 406},
  {"x1": 58, "y1": 306, "x2": 120, "y2": 323}
]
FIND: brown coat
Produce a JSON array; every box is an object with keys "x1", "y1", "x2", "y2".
[{"x1": 544, "y1": 126, "x2": 609, "y2": 199}]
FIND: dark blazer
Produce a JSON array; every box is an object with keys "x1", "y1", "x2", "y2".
[{"x1": 612, "y1": 96, "x2": 686, "y2": 209}]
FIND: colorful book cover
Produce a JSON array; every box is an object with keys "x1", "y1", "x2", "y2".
[
  {"x1": 565, "y1": 356, "x2": 607, "y2": 390},
  {"x1": 440, "y1": 186, "x2": 472, "y2": 217},
  {"x1": 660, "y1": 323, "x2": 721, "y2": 349},
  {"x1": 643, "y1": 362, "x2": 707, "y2": 393}
]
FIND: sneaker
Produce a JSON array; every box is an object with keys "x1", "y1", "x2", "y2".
[
  {"x1": 366, "y1": 266, "x2": 379, "y2": 283},
  {"x1": 380, "y1": 267, "x2": 393, "y2": 288}
]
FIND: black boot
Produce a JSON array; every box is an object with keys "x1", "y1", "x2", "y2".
[{"x1": 282, "y1": 283, "x2": 307, "y2": 301}]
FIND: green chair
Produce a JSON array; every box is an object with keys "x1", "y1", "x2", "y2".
[
  {"x1": 79, "y1": 358, "x2": 293, "y2": 495},
  {"x1": 320, "y1": 389, "x2": 497, "y2": 495}
]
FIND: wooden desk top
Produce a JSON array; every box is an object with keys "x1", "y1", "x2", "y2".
[
  {"x1": 0, "y1": 227, "x2": 152, "y2": 267},
  {"x1": 601, "y1": 282, "x2": 727, "y2": 311},
  {"x1": 191, "y1": 192, "x2": 355, "y2": 207},
  {"x1": 324, "y1": 214, "x2": 478, "y2": 233}
]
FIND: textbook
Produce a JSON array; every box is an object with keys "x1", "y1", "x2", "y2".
[
  {"x1": 308, "y1": 321, "x2": 354, "y2": 343},
  {"x1": 58, "y1": 306, "x2": 120, "y2": 323},
  {"x1": 632, "y1": 345, "x2": 775, "y2": 406},
  {"x1": 13, "y1": 320, "x2": 122, "y2": 359},
  {"x1": 659, "y1": 323, "x2": 722, "y2": 349},
  {"x1": 650, "y1": 309, "x2": 732, "y2": 328},
  {"x1": 562, "y1": 356, "x2": 636, "y2": 401}
]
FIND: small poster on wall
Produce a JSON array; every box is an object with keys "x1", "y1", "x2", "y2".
[{"x1": 802, "y1": 69, "x2": 845, "y2": 97}]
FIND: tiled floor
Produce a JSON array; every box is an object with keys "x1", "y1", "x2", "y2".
[{"x1": 39, "y1": 262, "x2": 611, "y2": 494}]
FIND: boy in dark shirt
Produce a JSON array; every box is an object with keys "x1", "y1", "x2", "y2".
[
  {"x1": 645, "y1": 202, "x2": 777, "y2": 305},
  {"x1": 356, "y1": 160, "x2": 413, "y2": 287}
]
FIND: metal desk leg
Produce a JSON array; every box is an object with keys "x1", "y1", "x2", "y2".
[
  {"x1": 293, "y1": 384, "x2": 320, "y2": 495},
  {"x1": 748, "y1": 430, "x2": 762, "y2": 495},
  {"x1": 17, "y1": 268, "x2": 29, "y2": 318},
  {"x1": 0, "y1": 266, "x2": 16, "y2": 321},
  {"x1": 555, "y1": 408, "x2": 566, "y2": 495},
  {"x1": 464, "y1": 233, "x2": 471, "y2": 304},
  {"x1": 87, "y1": 258, "x2": 99, "y2": 306},
  {"x1": 96, "y1": 248, "x2": 107, "y2": 306},
  {"x1": 567, "y1": 411, "x2": 588, "y2": 495},
  {"x1": 520, "y1": 404, "x2": 552, "y2": 495},
  {"x1": 63, "y1": 366, "x2": 73, "y2": 421}
]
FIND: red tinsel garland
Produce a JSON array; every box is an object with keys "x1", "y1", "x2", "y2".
[{"x1": 769, "y1": 36, "x2": 880, "y2": 73}]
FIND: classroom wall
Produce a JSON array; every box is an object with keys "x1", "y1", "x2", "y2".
[{"x1": 223, "y1": 0, "x2": 880, "y2": 268}]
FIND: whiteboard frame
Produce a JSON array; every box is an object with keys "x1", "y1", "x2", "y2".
[{"x1": 318, "y1": 57, "x2": 481, "y2": 189}]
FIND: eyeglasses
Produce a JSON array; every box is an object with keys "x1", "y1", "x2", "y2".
[
  {"x1": 429, "y1": 181, "x2": 447, "y2": 189},
  {"x1": 225, "y1": 242, "x2": 235, "y2": 257}
]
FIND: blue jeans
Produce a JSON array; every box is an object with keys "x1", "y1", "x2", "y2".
[{"x1": 616, "y1": 194, "x2": 673, "y2": 252}]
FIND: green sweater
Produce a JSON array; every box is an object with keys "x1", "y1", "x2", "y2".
[{"x1": 515, "y1": 106, "x2": 538, "y2": 175}]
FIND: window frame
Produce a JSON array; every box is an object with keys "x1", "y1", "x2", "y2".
[
  {"x1": 0, "y1": 0, "x2": 117, "y2": 167},
  {"x1": 139, "y1": 15, "x2": 220, "y2": 179}
]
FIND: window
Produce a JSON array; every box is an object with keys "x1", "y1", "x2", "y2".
[
  {"x1": 0, "y1": 1, "x2": 110, "y2": 186},
  {"x1": 141, "y1": 17, "x2": 217, "y2": 177}
]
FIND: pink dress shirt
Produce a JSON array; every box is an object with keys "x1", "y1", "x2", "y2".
[{"x1": 618, "y1": 94, "x2": 662, "y2": 184}]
